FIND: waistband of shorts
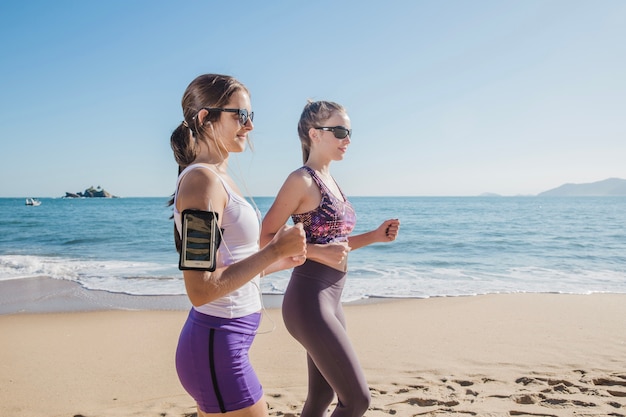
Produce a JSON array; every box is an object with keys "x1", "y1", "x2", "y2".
[
  {"x1": 188, "y1": 308, "x2": 261, "y2": 334},
  {"x1": 293, "y1": 259, "x2": 347, "y2": 285}
]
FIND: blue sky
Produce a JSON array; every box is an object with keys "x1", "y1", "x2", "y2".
[{"x1": 1, "y1": 1, "x2": 625, "y2": 197}]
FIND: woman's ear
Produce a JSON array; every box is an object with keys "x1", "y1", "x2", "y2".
[
  {"x1": 308, "y1": 127, "x2": 319, "y2": 142},
  {"x1": 196, "y1": 108, "x2": 209, "y2": 125}
]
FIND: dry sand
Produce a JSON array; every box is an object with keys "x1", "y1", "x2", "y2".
[{"x1": 1, "y1": 293, "x2": 625, "y2": 417}]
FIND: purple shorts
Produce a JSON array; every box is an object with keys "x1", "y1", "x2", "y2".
[{"x1": 175, "y1": 308, "x2": 263, "y2": 413}]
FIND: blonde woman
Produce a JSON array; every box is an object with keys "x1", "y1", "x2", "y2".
[{"x1": 261, "y1": 100, "x2": 400, "y2": 417}]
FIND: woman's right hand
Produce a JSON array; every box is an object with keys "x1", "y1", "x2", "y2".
[{"x1": 270, "y1": 223, "x2": 307, "y2": 260}]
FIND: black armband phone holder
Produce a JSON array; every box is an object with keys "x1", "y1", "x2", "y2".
[{"x1": 179, "y1": 209, "x2": 222, "y2": 271}]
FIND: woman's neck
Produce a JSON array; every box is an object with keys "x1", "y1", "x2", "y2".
[
  {"x1": 194, "y1": 141, "x2": 229, "y2": 172},
  {"x1": 193, "y1": 157, "x2": 229, "y2": 173},
  {"x1": 305, "y1": 157, "x2": 332, "y2": 176}
]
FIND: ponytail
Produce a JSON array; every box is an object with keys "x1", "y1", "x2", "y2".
[
  {"x1": 168, "y1": 122, "x2": 196, "y2": 254},
  {"x1": 170, "y1": 121, "x2": 198, "y2": 169},
  {"x1": 300, "y1": 142, "x2": 311, "y2": 165}
]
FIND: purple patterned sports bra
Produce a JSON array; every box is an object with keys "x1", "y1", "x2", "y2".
[{"x1": 291, "y1": 166, "x2": 356, "y2": 244}]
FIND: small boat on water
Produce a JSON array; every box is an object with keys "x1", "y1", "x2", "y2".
[{"x1": 25, "y1": 198, "x2": 42, "y2": 206}]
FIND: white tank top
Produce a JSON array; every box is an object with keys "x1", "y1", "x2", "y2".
[{"x1": 174, "y1": 164, "x2": 262, "y2": 318}]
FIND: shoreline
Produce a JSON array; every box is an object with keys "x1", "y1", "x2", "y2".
[
  {"x1": 0, "y1": 276, "x2": 289, "y2": 315},
  {"x1": 2, "y1": 275, "x2": 624, "y2": 316},
  {"x1": 1, "y1": 292, "x2": 625, "y2": 416},
  {"x1": 0, "y1": 276, "x2": 432, "y2": 316}
]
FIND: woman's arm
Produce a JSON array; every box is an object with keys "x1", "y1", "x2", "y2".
[
  {"x1": 177, "y1": 169, "x2": 306, "y2": 306},
  {"x1": 348, "y1": 219, "x2": 400, "y2": 251},
  {"x1": 260, "y1": 171, "x2": 309, "y2": 248},
  {"x1": 183, "y1": 224, "x2": 305, "y2": 306}
]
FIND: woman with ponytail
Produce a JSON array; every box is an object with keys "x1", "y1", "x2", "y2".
[
  {"x1": 170, "y1": 74, "x2": 306, "y2": 417},
  {"x1": 260, "y1": 100, "x2": 400, "y2": 417}
]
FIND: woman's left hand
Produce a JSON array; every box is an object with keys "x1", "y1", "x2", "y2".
[{"x1": 380, "y1": 219, "x2": 400, "y2": 242}]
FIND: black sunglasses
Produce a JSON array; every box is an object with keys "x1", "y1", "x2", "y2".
[
  {"x1": 202, "y1": 108, "x2": 254, "y2": 126},
  {"x1": 314, "y1": 126, "x2": 352, "y2": 139}
]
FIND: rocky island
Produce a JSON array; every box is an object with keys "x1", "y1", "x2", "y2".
[{"x1": 64, "y1": 186, "x2": 119, "y2": 198}]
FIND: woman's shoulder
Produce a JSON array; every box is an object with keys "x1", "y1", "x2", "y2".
[
  {"x1": 273, "y1": 167, "x2": 314, "y2": 200},
  {"x1": 286, "y1": 166, "x2": 315, "y2": 186},
  {"x1": 180, "y1": 165, "x2": 222, "y2": 186},
  {"x1": 177, "y1": 165, "x2": 227, "y2": 205}
]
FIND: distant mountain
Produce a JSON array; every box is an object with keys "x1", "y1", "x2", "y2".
[{"x1": 538, "y1": 178, "x2": 626, "y2": 197}]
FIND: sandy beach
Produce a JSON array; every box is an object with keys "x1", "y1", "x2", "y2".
[{"x1": 1, "y1": 279, "x2": 625, "y2": 417}]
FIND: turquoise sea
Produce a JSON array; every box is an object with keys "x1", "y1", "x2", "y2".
[{"x1": 1, "y1": 196, "x2": 625, "y2": 302}]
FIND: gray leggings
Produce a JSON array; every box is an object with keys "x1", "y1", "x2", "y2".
[{"x1": 282, "y1": 260, "x2": 370, "y2": 417}]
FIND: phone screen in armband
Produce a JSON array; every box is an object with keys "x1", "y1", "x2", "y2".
[{"x1": 179, "y1": 209, "x2": 221, "y2": 271}]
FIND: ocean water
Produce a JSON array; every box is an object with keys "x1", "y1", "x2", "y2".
[{"x1": 1, "y1": 196, "x2": 625, "y2": 302}]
